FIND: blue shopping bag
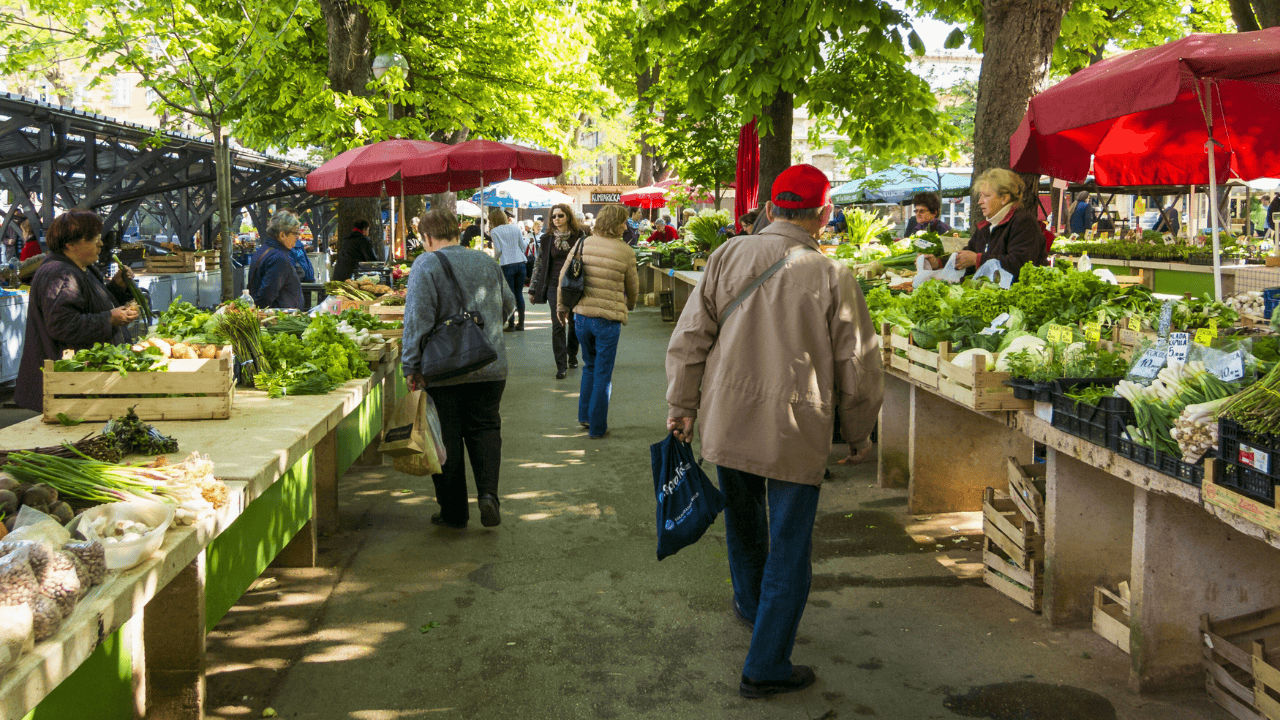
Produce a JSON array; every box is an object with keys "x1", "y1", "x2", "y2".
[{"x1": 651, "y1": 433, "x2": 725, "y2": 560}]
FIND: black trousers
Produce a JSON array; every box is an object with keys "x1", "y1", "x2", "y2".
[
  {"x1": 547, "y1": 285, "x2": 579, "y2": 373},
  {"x1": 427, "y1": 380, "x2": 505, "y2": 525}
]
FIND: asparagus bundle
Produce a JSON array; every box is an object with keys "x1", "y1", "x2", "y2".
[
  {"x1": 112, "y1": 254, "x2": 153, "y2": 324},
  {"x1": 1220, "y1": 363, "x2": 1280, "y2": 436},
  {"x1": 216, "y1": 306, "x2": 272, "y2": 385}
]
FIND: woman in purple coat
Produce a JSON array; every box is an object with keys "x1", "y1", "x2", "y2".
[{"x1": 15, "y1": 211, "x2": 138, "y2": 412}]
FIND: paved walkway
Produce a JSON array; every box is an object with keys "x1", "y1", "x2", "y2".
[{"x1": 205, "y1": 304, "x2": 1226, "y2": 720}]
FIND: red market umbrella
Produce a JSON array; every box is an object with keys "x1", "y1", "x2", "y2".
[
  {"x1": 620, "y1": 185, "x2": 668, "y2": 209},
  {"x1": 1009, "y1": 28, "x2": 1280, "y2": 299},
  {"x1": 400, "y1": 139, "x2": 563, "y2": 188},
  {"x1": 305, "y1": 138, "x2": 448, "y2": 196},
  {"x1": 735, "y1": 119, "x2": 760, "y2": 232}
]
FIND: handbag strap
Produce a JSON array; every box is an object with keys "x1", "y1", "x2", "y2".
[
  {"x1": 432, "y1": 250, "x2": 471, "y2": 310},
  {"x1": 718, "y1": 245, "x2": 814, "y2": 328}
]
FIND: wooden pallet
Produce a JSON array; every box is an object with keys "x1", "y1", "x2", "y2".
[
  {"x1": 1094, "y1": 583, "x2": 1132, "y2": 654},
  {"x1": 42, "y1": 348, "x2": 234, "y2": 423},
  {"x1": 1007, "y1": 457, "x2": 1046, "y2": 534},
  {"x1": 1202, "y1": 603, "x2": 1280, "y2": 720},
  {"x1": 982, "y1": 487, "x2": 1043, "y2": 613}
]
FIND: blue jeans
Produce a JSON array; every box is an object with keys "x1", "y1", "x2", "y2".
[
  {"x1": 574, "y1": 314, "x2": 621, "y2": 437},
  {"x1": 501, "y1": 263, "x2": 526, "y2": 315},
  {"x1": 717, "y1": 466, "x2": 820, "y2": 681}
]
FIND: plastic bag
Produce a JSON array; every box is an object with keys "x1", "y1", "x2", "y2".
[
  {"x1": 6, "y1": 506, "x2": 70, "y2": 549},
  {"x1": 973, "y1": 258, "x2": 1014, "y2": 289},
  {"x1": 311, "y1": 295, "x2": 345, "y2": 316},
  {"x1": 1091, "y1": 268, "x2": 1119, "y2": 285},
  {"x1": 650, "y1": 434, "x2": 725, "y2": 560},
  {"x1": 387, "y1": 391, "x2": 446, "y2": 475},
  {"x1": 912, "y1": 253, "x2": 965, "y2": 289}
]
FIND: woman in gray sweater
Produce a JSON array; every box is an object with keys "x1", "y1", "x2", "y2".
[{"x1": 403, "y1": 209, "x2": 516, "y2": 530}]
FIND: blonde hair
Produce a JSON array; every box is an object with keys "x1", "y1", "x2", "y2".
[
  {"x1": 975, "y1": 168, "x2": 1024, "y2": 206},
  {"x1": 487, "y1": 208, "x2": 508, "y2": 227},
  {"x1": 593, "y1": 205, "x2": 629, "y2": 239}
]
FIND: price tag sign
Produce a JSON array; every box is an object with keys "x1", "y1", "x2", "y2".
[
  {"x1": 1085, "y1": 322, "x2": 1102, "y2": 342},
  {"x1": 1045, "y1": 325, "x2": 1072, "y2": 344},
  {"x1": 1127, "y1": 317, "x2": 1142, "y2": 332},
  {"x1": 1194, "y1": 327, "x2": 1217, "y2": 346},
  {"x1": 1167, "y1": 332, "x2": 1190, "y2": 362},
  {"x1": 978, "y1": 312, "x2": 1011, "y2": 336},
  {"x1": 1132, "y1": 348, "x2": 1165, "y2": 378},
  {"x1": 913, "y1": 238, "x2": 934, "y2": 250},
  {"x1": 1208, "y1": 349, "x2": 1245, "y2": 382},
  {"x1": 1158, "y1": 300, "x2": 1175, "y2": 337}
]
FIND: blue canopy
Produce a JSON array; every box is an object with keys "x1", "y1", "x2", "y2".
[{"x1": 831, "y1": 166, "x2": 972, "y2": 205}]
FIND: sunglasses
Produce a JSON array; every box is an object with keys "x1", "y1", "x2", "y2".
[{"x1": 551, "y1": 214, "x2": 566, "y2": 219}]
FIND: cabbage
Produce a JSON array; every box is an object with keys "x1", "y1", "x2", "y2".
[{"x1": 951, "y1": 348, "x2": 994, "y2": 372}]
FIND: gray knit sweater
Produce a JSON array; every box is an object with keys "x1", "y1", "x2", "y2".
[{"x1": 401, "y1": 244, "x2": 516, "y2": 387}]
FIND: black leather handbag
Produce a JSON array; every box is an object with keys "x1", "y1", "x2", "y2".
[
  {"x1": 560, "y1": 237, "x2": 587, "y2": 310},
  {"x1": 418, "y1": 251, "x2": 498, "y2": 382}
]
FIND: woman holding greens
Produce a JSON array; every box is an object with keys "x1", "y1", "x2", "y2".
[{"x1": 15, "y1": 210, "x2": 138, "y2": 412}]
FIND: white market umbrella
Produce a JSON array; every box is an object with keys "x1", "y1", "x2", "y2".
[
  {"x1": 456, "y1": 200, "x2": 482, "y2": 216},
  {"x1": 471, "y1": 179, "x2": 570, "y2": 209}
]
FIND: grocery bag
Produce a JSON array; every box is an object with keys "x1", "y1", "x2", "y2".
[
  {"x1": 651, "y1": 434, "x2": 725, "y2": 560},
  {"x1": 383, "y1": 390, "x2": 447, "y2": 476},
  {"x1": 380, "y1": 389, "x2": 427, "y2": 457},
  {"x1": 912, "y1": 253, "x2": 965, "y2": 288},
  {"x1": 973, "y1": 258, "x2": 1015, "y2": 288}
]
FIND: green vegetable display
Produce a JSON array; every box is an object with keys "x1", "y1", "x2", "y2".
[
  {"x1": 1220, "y1": 362, "x2": 1280, "y2": 436},
  {"x1": 155, "y1": 299, "x2": 226, "y2": 344},
  {"x1": 53, "y1": 344, "x2": 167, "y2": 375},
  {"x1": 102, "y1": 407, "x2": 179, "y2": 455},
  {"x1": 259, "y1": 314, "x2": 371, "y2": 389},
  {"x1": 253, "y1": 362, "x2": 340, "y2": 398}
]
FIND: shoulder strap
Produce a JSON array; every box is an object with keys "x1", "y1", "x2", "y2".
[
  {"x1": 433, "y1": 250, "x2": 469, "y2": 307},
  {"x1": 718, "y1": 245, "x2": 814, "y2": 328}
]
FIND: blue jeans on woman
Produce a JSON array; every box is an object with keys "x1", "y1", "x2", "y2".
[
  {"x1": 717, "y1": 466, "x2": 821, "y2": 682},
  {"x1": 574, "y1": 314, "x2": 621, "y2": 437},
  {"x1": 501, "y1": 263, "x2": 526, "y2": 315}
]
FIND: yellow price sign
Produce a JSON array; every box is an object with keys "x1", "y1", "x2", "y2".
[
  {"x1": 1127, "y1": 317, "x2": 1142, "y2": 332},
  {"x1": 1194, "y1": 328, "x2": 1217, "y2": 346},
  {"x1": 1209, "y1": 317, "x2": 1219, "y2": 331},
  {"x1": 1085, "y1": 322, "x2": 1102, "y2": 342},
  {"x1": 1046, "y1": 325, "x2": 1071, "y2": 344}
]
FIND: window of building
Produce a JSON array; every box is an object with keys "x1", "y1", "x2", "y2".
[{"x1": 111, "y1": 76, "x2": 131, "y2": 107}]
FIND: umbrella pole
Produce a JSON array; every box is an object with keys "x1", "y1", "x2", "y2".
[{"x1": 1210, "y1": 147, "x2": 1222, "y2": 301}]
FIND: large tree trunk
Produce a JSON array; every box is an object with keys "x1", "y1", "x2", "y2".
[
  {"x1": 1229, "y1": 0, "x2": 1280, "y2": 29},
  {"x1": 319, "y1": 0, "x2": 380, "y2": 259},
  {"x1": 636, "y1": 64, "x2": 661, "y2": 186},
  {"x1": 757, "y1": 89, "x2": 793, "y2": 207},
  {"x1": 971, "y1": 0, "x2": 1071, "y2": 228}
]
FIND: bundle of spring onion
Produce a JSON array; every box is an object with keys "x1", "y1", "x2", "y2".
[
  {"x1": 1220, "y1": 362, "x2": 1280, "y2": 436},
  {"x1": 1114, "y1": 360, "x2": 1237, "y2": 457},
  {"x1": 3, "y1": 450, "x2": 175, "y2": 505},
  {"x1": 216, "y1": 305, "x2": 272, "y2": 385},
  {"x1": 112, "y1": 254, "x2": 153, "y2": 324},
  {"x1": 0, "y1": 434, "x2": 122, "y2": 466}
]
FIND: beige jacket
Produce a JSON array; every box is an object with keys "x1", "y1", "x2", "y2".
[
  {"x1": 557, "y1": 234, "x2": 639, "y2": 323},
  {"x1": 665, "y1": 221, "x2": 884, "y2": 486}
]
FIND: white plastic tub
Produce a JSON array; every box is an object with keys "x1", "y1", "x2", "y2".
[{"x1": 72, "y1": 500, "x2": 174, "y2": 571}]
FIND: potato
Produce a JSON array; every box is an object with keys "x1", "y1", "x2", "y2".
[
  {"x1": 170, "y1": 343, "x2": 197, "y2": 360},
  {"x1": 197, "y1": 344, "x2": 218, "y2": 359},
  {"x1": 145, "y1": 338, "x2": 173, "y2": 358}
]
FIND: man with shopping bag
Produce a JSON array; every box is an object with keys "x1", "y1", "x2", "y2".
[{"x1": 664, "y1": 164, "x2": 884, "y2": 699}]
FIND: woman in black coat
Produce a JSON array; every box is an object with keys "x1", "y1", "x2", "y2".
[
  {"x1": 528, "y1": 203, "x2": 585, "y2": 379},
  {"x1": 924, "y1": 169, "x2": 1048, "y2": 280},
  {"x1": 333, "y1": 220, "x2": 379, "y2": 281},
  {"x1": 15, "y1": 210, "x2": 138, "y2": 412}
]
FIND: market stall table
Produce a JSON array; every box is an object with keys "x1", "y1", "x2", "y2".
[{"x1": 0, "y1": 359, "x2": 401, "y2": 719}]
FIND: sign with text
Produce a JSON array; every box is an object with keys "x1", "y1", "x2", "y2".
[{"x1": 591, "y1": 192, "x2": 622, "y2": 203}]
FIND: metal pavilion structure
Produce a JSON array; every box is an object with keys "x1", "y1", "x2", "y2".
[{"x1": 0, "y1": 93, "x2": 333, "y2": 249}]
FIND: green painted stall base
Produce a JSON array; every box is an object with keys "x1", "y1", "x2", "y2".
[
  {"x1": 337, "y1": 383, "x2": 383, "y2": 478},
  {"x1": 205, "y1": 450, "x2": 314, "y2": 630},
  {"x1": 1151, "y1": 269, "x2": 1215, "y2": 298},
  {"x1": 25, "y1": 627, "x2": 133, "y2": 720}
]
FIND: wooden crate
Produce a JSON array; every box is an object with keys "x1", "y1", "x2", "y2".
[
  {"x1": 879, "y1": 324, "x2": 939, "y2": 387},
  {"x1": 375, "y1": 328, "x2": 404, "y2": 341},
  {"x1": 982, "y1": 487, "x2": 1043, "y2": 613},
  {"x1": 1094, "y1": 583, "x2": 1132, "y2": 654},
  {"x1": 42, "y1": 348, "x2": 234, "y2": 423},
  {"x1": 936, "y1": 344, "x2": 1032, "y2": 412},
  {"x1": 369, "y1": 302, "x2": 405, "y2": 321},
  {"x1": 1007, "y1": 457, "x2": 1046, "y2": 534},
  {"x1": 1202, "y1": 604, "x2": 1280, "y2": 720},
  {"x1": 1204, "y1": 460, "x2": 1280, "y2": 537},
  {"x1": 144, "y1": 253, "x2": 196, "y2": 273},
  {"x1": 692, "y1": 258, "x2": 707, "y2": 270}
]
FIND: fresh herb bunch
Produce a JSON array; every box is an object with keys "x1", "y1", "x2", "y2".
[
  {"x1": 3, "y1": 449, "x2": 176, "y2": 505},
  {"x1": 53, "y1": 343, "x2": 168, "y2": 375},
  {"x1": 253, "y1": 362, "x2": 340, "y2": 398},
  {"x1": 156, "y1": 299, "x2": 225, "y2": 343},
  {"x1": 338, "y1": 308, "x2": 394, "y2": 332},
  {"x1": 1066, "y1": 385, "x2": 1114, "y2": 406},
  {"x1": 102, "y1": 407, "x2": 179, "y2": 455},
  {"x1": 264, "y1": 314, "x2": 311, "y2": 335},
  {"x1": 112, "y1": 254, "x2": 153, "y2": 324}
]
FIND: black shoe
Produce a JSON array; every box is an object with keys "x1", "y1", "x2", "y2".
[
  {"x1": 578, "y1": 421, "x2": 590, "y2": 429},
  {"x1": 430, "y1": 513, "x2": 466, "y2": 530},
  {"x1": 478, "y1": 494, "x2": 501, "y2": 527},
  {"x1": 589, "y1": 430, "x2": 610, "y2": 440},
  {"x1": 732, "y1": 599, "x2": 754, "y2": 629},
  {"x1": 503, "y1": 326, "x2": 516, "y2": 333},
  {"x1": 556, "y1": 371, "x2": 567, "y2": 380},
  {"x1": 739, "y1": 666, "x2": 816, "y2": 699},
  {"x1": 568, "y1": 358, "x2": 578, "y2": 369}
]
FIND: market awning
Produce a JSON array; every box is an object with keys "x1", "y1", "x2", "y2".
[{"x1": 831, "y1": 166, "x2": 972, "y2": 205}]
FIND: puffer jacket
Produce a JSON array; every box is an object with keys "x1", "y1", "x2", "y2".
[{"x1": 556, "y1": 234, "x2": 638, "y2": 324}]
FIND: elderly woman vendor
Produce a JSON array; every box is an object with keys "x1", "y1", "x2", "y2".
[
  {"x1": 922, "y1": 168, "x2": 1047, "y2": 279},
  {"x1": 248, "y1": 210, "x2": 305, "y2": 309},
  {"x1": 15, "y1": 210, "x2": 139, "y2": 412}
]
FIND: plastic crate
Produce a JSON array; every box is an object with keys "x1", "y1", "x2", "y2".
[
  {"x1": 1263, "y1": 287, "x2": 1280, "y2": 320},
  {"x1": 1049, "y1": 379, "x2": 1123, "y2": 448},
  {"x1": 1216, "y1": 418, "x2": 1280, "y2": 505},
  {"x1": 1109, "y1": 408, "x2": 1206, "y2": 485},
  {"x1": 658, "y1": 291, "x2": 675, "y2": 322}
]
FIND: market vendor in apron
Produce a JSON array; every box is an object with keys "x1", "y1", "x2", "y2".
[
  {"x1": 920, "y1": 168, "x2": 1048, "y2": 280},
  {"x1": 15, "y1": 210, "x2": 139, "y2": 412}
]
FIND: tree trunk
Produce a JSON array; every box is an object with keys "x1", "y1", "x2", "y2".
[
  {"x1": 1257, "y1": 0, "x2": 1280, "y2": 28},
  {"x1": 637, "y1": 64, "x2": 661, "y2": 186},
  {"x1": 757, "y1": 89, "x2": 793, "y2": 207},
  {"x1": 971, "y1": 0, "x2": 1071, "y2": 228},
  {"x1": 212, "y1": 123, "x2": 237, "y2": 301},
  {"x1": 1232, "y1": 0, "x2": 1280, "y2": 28}
]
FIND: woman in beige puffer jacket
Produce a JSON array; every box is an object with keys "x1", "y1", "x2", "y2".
[{"x1": 557, "y1": 204, "x2": 639, "y2": 438}]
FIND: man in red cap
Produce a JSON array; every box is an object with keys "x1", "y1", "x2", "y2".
[{"x1": 664, "y1": 164, "x2": 884, "y2": 698}]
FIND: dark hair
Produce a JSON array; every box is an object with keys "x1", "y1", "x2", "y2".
[
  {"x1": 770, "y1": 194, "x2": 823, "y2": 221},
  {"x1": 419, "y1": 209, "x2": 460, "y2": 241},
  {"x1": 738, "y1": 210, "x2": 759, "y2": 230},
  {"x1": 547, "y1": 203, "x2": 583, "y2": 236},
  {"x1": 48, "y1": 210, "x2": 103, "y2": 254},
  {"x1": 912, "y1": 192, "x2": 941, "y2": 215},
  {"x1": 353, "y1": 220, "x2": 370, "y2": 232}
]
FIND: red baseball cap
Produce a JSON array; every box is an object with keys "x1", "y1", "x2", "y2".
[{"x1": 771, "y1": 164, "x2": 831, "y2": 209}]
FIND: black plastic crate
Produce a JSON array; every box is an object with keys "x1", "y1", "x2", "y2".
[
  {"x1": 658, "y1": 291, "x2": 675, "y2": 322},
  {"x1": 1049, "y1": 379, "x2": 1123, "y2": 448},
  {"x1": 1216, "y1": 418, "x2": 1280, "y2": 505},
  {"x1": 1108, "y1": 409, "x2": 1206, "y2": 486}
]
